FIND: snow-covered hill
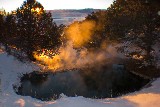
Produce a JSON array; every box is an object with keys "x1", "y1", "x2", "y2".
[{"x1": 0, "y1": 51, "x2": 160, "y2": 107}]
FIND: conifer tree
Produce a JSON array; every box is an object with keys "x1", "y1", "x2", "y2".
[
  {"x1": 16, "y1": 0, "x2": 61, "y2": 60},
  {"x1": 104, "y1": 0, "x2": 160, "y2": 65},
  {"x1": 0, "y1": 15, "x2": 4, "y2": 43}
]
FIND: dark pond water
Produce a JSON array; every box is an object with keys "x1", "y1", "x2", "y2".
[{"x1": 14, "y1": 64, "x2": 150, "y2": 101}]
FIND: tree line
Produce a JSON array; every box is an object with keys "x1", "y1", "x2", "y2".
[{"x1": 0, "y1": 0, "x2": 160, "y2": 66}]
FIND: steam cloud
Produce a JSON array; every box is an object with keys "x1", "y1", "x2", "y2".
[
  {"x1": 34, "y1": 20, "x2": 118, "y2": 71},
  {"x1": 65, "y1": 20, "x2": 96, "y2": 48}
]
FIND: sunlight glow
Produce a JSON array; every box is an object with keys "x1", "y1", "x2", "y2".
[
  {"x1": 31, "y1": 7, "x2": 42, "y2": 14},
  {"x1": 132, "y1": 55, "x2": 144, "y2": 60},
  {"x1": 33, "y1": 50, "x2": 63, "y2": 70},
  {"x1": 35, "y1": 8, "x2": 40, "y2": 13}
]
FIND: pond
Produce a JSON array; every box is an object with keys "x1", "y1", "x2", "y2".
[{"x1": 14, "y1": 64, "x2": 150, "y2": 101}]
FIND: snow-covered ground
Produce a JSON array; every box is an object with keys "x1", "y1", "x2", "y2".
[{"x1": 0, "y1": 51, "x2": 160, "y2": 107}]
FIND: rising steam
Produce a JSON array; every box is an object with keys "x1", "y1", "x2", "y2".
[
  {"x1": 34, "y1": 20, "x2": 118, "y2": 71},
  {"x1": 65, "y1": 20, "x2": 96, "y2": 48}
]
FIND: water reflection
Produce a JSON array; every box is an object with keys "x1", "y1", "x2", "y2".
[{"x1": 15, "y1": 64, "x2": 150, "y2": 101}]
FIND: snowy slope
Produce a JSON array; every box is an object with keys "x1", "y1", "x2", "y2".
[{"x1": 0, "y1": 51, "x2": 160, "y2": 107}]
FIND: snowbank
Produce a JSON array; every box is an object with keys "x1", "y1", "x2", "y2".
[{"x1": 0, "y1": 52, "x2": 160, "y2": 107}]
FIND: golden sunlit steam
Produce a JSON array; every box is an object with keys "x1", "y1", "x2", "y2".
[
  {"x1": 33, "y1": 42, "x2": 119, "y2": 71},
  {"x1": 34, "y1": 42, "x2": 114, "y2": 71},
  {"x1": 33, "y1": 20, "x2": 118, "y2": 71},
  {"x1": 65, "y1": 20, "x2": 96, "y2": 48},
  {"x1": 34, "y1": 51, "x2": 62, "y2": 70}
]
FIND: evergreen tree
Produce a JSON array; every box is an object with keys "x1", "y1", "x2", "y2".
[
  {"x1": 85, "y1": 10, "x2": 107, "y2": 48},
  {"x1": 0, "y1": 14, "x2": 4, "y2": 43},
  {"x1": 16, "y1": 0, "x2": 61, "y2": 60},
  {"x1": 104, "y1": 0, "x2": 160, "y2": 65},
  {"x1": 4, "y1": 14, "x2": 17, "y2": 46}
]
